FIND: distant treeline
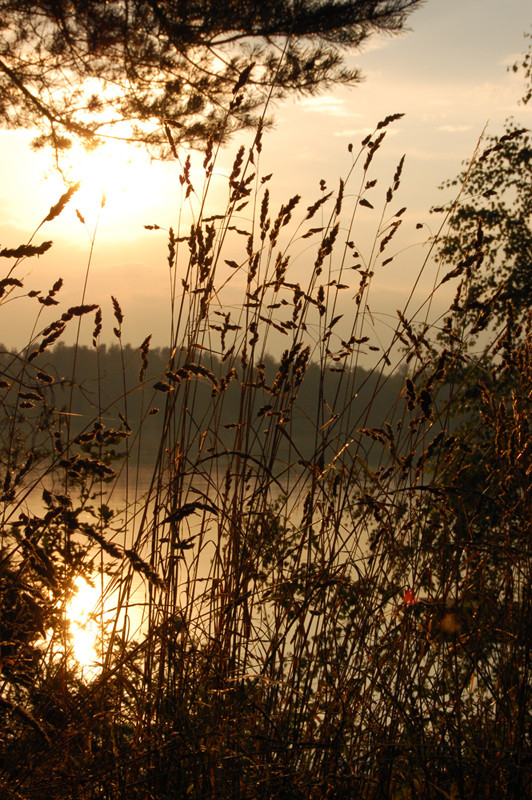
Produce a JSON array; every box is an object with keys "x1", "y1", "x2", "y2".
[{"x1": 1, "y1": 342, "x2": 410, "y2": 471}]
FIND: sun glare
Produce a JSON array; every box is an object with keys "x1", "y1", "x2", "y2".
[
  {"x1": 67, "y1": 575, "x2": 102, "y2": 675},
  {"x1": 61, "y1": 141, "x2": 161, "y2": 229}
]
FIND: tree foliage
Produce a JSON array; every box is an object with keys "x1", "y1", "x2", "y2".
[
  {"x1": 0, "y1": 0, "x2": 421, "y2": 153},
  {"x1": 433, "y1": 31, "x2": 532, "y2": 329}
]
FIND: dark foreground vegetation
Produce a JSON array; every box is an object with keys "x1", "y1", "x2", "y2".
[{"x1": 1, "y1": 34, "x2": 531, "y2": 797}]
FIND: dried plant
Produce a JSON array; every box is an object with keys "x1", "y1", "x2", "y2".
[{"x1": 0, "y1": 114, "x2": 530, "y2": 800}]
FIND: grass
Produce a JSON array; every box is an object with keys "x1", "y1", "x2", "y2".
[{"x1": 0, "y1": 111, "x2": 530, "y2": 800}]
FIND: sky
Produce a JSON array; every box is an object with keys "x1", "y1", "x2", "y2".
[{"x1": 0, "y1": 0, "x2": 531, "y2": 359}]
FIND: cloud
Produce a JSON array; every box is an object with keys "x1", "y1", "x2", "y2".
[
  {"x1": 437, "y1": 125, "x2": 472, "y2": 133},
  {"x1": 298, "y1": 96, "x2": 362, "y2": 117},
  {"x1": 333, "y1": 127, "x2": 400, "y2": 138},
  {"x1": 357, "y1": 36, "x2": 394, "y2": 55},
  {"x1": 333, "y1": 128, "x2": 373, "y2": 138},
  {"x1": 497, "y1": 52, "x2": 522, "y2": 68}
]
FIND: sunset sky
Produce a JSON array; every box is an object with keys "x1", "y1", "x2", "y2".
[{"x1": 1, "y1": 0, "x2": 531, "y2": 357}]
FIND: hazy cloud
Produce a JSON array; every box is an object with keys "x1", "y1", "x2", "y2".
[
  {"x1": 333, "y1": 128, "x2": 373, "y2": 138},
  {"x1": 437, "y1": 125, "x2": 472, "y2": 133},
  {"x1": 497, "y1": 52, "x2": 523, "y2": 67},
  {"x1": 298, "y1": 96, "x2": 362, "y2": 117},
  {"x1": 333, "y1": 127, "x2": 400, "y2": 138}
]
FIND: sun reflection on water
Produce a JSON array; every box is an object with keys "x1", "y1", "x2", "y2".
[{"x1": 67, "y1": 575, "x2": 103, "y2": 678}]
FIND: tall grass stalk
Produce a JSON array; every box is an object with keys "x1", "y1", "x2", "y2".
[{"x1": 0, "y1": 113, "x2": 530, "y2": 800}]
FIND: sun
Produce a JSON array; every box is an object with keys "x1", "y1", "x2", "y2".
[{"x1": 58, "y1": 139, "x2": 165, "y2": 230}]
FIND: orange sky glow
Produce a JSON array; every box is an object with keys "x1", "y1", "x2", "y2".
[{"x1": 0, "y1": 0, "x2": 531, "y2": 362}]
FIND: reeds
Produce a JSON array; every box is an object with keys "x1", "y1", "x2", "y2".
[{"x1": 0, "y1": 116, "x2": 530, "y2": 800}]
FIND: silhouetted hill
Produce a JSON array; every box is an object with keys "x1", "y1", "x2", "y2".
[{"x1": 0, "y1": 342, "x2": 409, "y2": 471}]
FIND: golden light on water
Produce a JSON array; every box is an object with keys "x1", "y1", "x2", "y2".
[
  {"x1": 67, "y1": 575, "x2": 102, "y2": 675},
  {"x1": 65, "y1": 571, "x2": 147, "y2": 679}
]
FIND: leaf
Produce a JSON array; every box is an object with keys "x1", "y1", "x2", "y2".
[
  {"x1": 327, "y1": 314, "x2": 343, "y2": 330},
  {"x1": 302, "y1": 227, "x2": 324, "y2": 239},
  {"x1": 162, "y1": 502, "x2": 217, "y2": 524},
  {"x1": 43, "y1": 182, "x2": 80, "y2": 222},
  {"x1": 0, "y1": 242, "x2": 53, "y2": 258},
  {"x1": 403, "y1": 589, "x2": 418, "y2": 606},
  {"x1": 232, "y1": 62, "x2": 255, "y2": 94}
]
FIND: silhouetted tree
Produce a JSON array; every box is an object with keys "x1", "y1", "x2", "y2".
[
  {"x1": 0, "y1": 0, "x2": 421, "y2": 153},
  {"x1": 433, "y1": 29, "x2": 532, "y2": 328}
]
